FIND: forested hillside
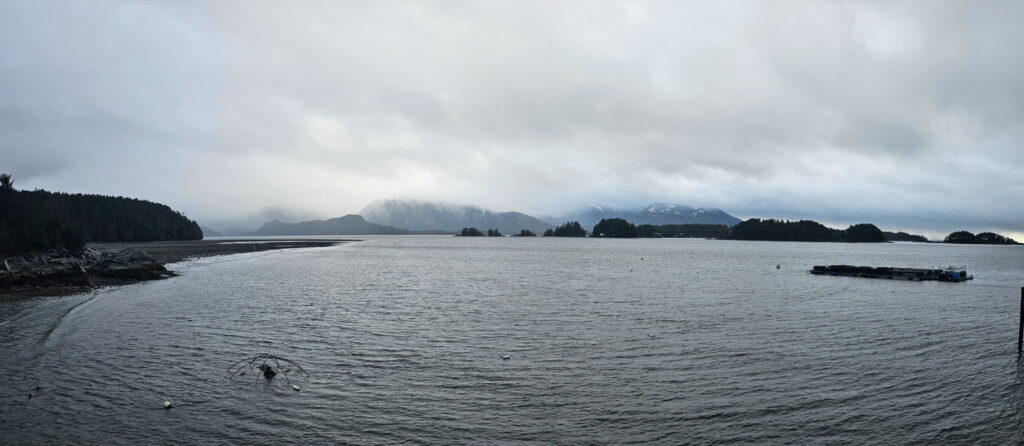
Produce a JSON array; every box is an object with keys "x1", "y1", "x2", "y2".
[{"x1": 0, "y1": 175, "x2": 202, "y2": 254}]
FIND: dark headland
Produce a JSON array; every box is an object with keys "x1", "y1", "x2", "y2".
[{"x1": 0, "y1": 175, "x2": 352, "y2": 300}]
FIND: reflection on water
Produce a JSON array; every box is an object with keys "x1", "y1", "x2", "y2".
[{"x1": 2, "y1": 237, "x2": 1023, "y2": 444}]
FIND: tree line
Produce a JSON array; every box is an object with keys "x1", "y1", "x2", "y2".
[
  {"x1": 451, "y1": 213, "x2": 1013, "y2": 244},
  {"x1": 458, "y1": 227, "x2": 505, "y2": 236},
  {"x1": 457, "y1": 228, "x2": 538, "y2": 237},
  {"x1": 944, "y1": 231, "x2": 1019, "y2": 244},
  {"x1": 543, "y1": 221, "x2": 586, "y2": 237},
  {"x1": 535, "y1": 218, "x2": 899, "y2": 242},
  {"x1": 0, "y1": 174, "x2": 202, "y2": 254},
  {"x1": 883, "y1": 231, "x2": 929, "y2": 242},
  {"x1": 637, "y1": 223, "x2": 730, "y2": 239},
  {"x1": 727, "y1": 219, "x2": 889, "y2": 242}
]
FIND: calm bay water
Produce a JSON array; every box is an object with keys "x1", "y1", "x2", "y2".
[{"x1": 2, "y1": 237, "x2": 1024, "y2": 444}]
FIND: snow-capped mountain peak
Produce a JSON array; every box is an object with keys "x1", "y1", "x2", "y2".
[{"x1": 641, "y1": 203, "x2": 696, "y2": 216}]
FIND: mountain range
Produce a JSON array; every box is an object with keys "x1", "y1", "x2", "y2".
[
  {"x1": 360, "y1": 199, "x2": 554, "y2": 234},
  {"x1": 203, "y1": 207, "x2": 326, "y2": 235},
  {"x1": 250, "y1": 214, "x2": 420, "y2": 236},
  {"x1": 558, "y1": 203, "x2": 742, "y2": 228},
  {"x1": 203, "y1": 200, "x2": 742, "y2": 237}
]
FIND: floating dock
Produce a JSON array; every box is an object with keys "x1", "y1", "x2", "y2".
[{"x1": 809, "y1": 265, "x2": 973, "y2": 282}]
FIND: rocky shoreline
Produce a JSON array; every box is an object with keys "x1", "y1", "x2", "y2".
[{"x1": 0, "y1": 239, "x2": 347, "y2": 300}]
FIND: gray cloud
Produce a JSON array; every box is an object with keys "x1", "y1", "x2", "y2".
[{"x1": 1, "y1": 1, "x2": 1022, "y2": 238}]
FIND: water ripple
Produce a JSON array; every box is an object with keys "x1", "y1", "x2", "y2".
[{"x1": 1, "y1": 238, "x2": 1023, "y2": 444}]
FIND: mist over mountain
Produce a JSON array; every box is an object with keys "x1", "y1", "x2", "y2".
[
  {"x1": 250, "y1": 214, "x2": 413, "y2": 236},
  {"x1": 561, "y1": 203, "x2": 741, "y2": 229},
  {"x1": 200, "y1": 226, "x2": 223, "y2": 237},
  {"x1": 360, "y1": 199, "x2": 553, "y2": 234},
  {"x1": 202, "y1": 207, "x2": 324, "y2": 235}
]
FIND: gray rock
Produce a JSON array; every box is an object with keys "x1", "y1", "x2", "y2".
[{"x1": 2, "y1": 247, "x2": 171, "y2": 291}]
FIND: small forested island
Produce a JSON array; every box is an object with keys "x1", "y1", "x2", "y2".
[
  {"x1": 593, "y1": 218, "x2": 638, "y2": 238},
  {"x1": 0, "y1": 174, "x2": 202, "y2": 254},
  {"x1": 459, "y1": 227, "x2": 485, "y2": 236},
  {"x1": 543, "y1": 221, "x2": 587, "y2": 237},
  {"x1": 457, "y1": 227, "x2": 505, "y2": 237},
  {"x1": 944, "y1": 231, "x2": 1019, "y2": 244},
  {"x1": 728, "y1": 219, "x2": 887, "y2": 242},
  {"x1": 513, "y1": 229, "x2": 536, "y2": 237}
]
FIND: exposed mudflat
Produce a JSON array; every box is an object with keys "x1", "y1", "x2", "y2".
[{"x1": 87, "y1": 239, "x2": 349, "y2": 264}]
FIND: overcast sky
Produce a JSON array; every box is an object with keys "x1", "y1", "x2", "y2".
[{"x1": 2, "y1": 1, "x2": 1022, "y2": 237}]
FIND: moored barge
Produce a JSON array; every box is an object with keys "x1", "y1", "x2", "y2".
[{"x1": 809, "y1": 265, "x2": 973, "y2": 282}]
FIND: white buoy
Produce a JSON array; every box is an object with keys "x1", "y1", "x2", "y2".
[
  {"x1": 291, "y1": 385, "x2": 301, "y2": 391},
  {"x1": 163, "y1": 400, "x2": 173, "y2": 409}
]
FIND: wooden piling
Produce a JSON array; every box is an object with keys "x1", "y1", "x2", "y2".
[{"x1": 1019, "y1": 287, "x2": 1023, "y2": 356}]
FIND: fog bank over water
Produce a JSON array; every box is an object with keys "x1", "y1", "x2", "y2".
[{"x1": 2, "y1": 1, "x2": 1022, "y2": 238}]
